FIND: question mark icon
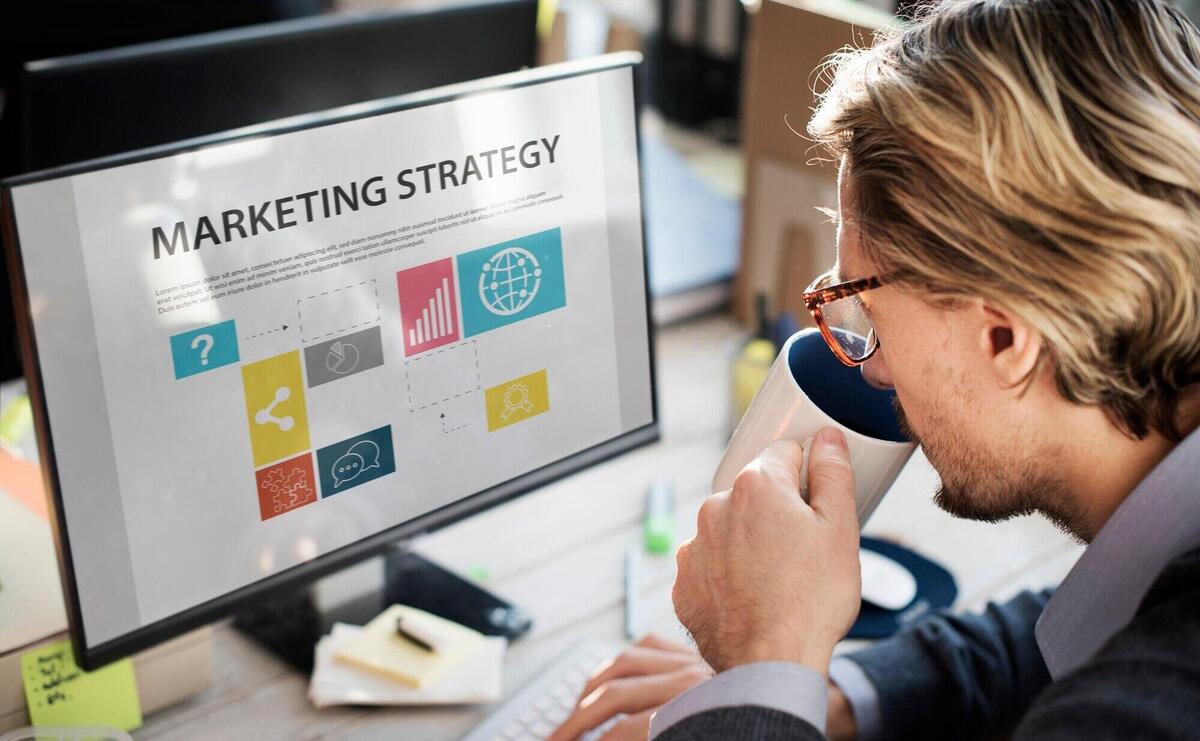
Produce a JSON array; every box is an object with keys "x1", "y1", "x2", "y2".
[{"x1": 191, "y1": 334, "x2": 214, "y2": 366}]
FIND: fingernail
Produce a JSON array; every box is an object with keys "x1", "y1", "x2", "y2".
[{"x1": 815, "y1": 427, "x2": 848, "y2": 451}]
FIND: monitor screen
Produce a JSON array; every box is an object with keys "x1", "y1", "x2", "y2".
[{"x1": 2, "y1": 56, "x2": 655, "y2": 668}]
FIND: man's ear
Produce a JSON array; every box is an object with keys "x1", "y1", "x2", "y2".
[{"x1": 976, "y1": 300, "x2": 1042, "y2": 388}]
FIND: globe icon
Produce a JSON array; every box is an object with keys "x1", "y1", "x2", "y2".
[{"x1": 479, "y1": 246, "x2": 542, "y2": 316}]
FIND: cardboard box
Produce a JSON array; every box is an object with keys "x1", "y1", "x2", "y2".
[{"x1": 735, "y1": 0, "x2": 897, "y2": 322}]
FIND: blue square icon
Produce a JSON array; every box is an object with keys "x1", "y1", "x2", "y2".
[
  {"x1": 456, "y1": 228, "x2": 567, "y2": 337},
  {"x1": 316, "y1": 426, "x2": 396, "y2": 497},
  {"x1": 170, "y1": 320, "x2": 239, "y2": 379}
]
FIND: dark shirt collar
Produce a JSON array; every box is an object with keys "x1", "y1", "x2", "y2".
[{"x1": 1036, "y1": 425, "x2": 1200, "y2": 678}]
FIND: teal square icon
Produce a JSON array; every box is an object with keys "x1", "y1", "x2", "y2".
[
  {"x1": 170, "y1": 320, "x2": 239, "y2": 379},
  {"x1": 456, "y1": 228, "x2": 566, "y2": 337},
  {"x1": 316, "y1": 426, "x2": 396, "y2": 497}
]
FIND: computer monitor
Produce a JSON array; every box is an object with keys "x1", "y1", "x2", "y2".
[{"x1": 1, "y1": 53, "x2": 656, "y2": 669}]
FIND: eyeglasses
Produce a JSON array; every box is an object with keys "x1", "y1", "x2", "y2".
[{"x1": 803, "y1": 271, "x2": 888, "y2": 366}]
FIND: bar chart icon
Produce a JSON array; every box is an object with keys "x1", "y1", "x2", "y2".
[
  {"x1": 410, "y1": 276, "x2": 453, "y2": 346},
  {"x1": 397, "y1": 258, "x2": 461, "y2": 356}
]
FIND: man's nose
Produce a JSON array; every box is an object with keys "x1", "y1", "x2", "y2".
[{"x1": 861, "y1": 351, "x2": 894, "y2": 390}]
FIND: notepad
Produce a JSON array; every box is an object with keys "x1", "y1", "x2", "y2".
[
  {"x1": 21, "y1": 639, "x2": 142, "y2": 731},
  {"x1": 333, "y1": 605, "x2": 485, "y2": 689},
  {"x1": 311, "y1": 623, "x2": 504, "y2": 707}
]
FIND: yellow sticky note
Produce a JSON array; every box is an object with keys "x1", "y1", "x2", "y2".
[
  {"x1": 21, "y1": 639, "x2": 142, "y2": 732},
  {"x1": 536, "y1": 0, "x2": 558, "y2": 39},
  {"x1": 334, "y1": 605, "x2": 484, "y2": 689},
  {"x1": 485, "y1": 369, "x2": 550, "y2": 432},
  {"x1": 242, "y1": 351, "x2": 311, "y2": 467}
]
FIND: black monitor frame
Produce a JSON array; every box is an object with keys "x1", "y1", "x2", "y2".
[
  {"x1": 1, "y1": 53, "x2": 658, "y2": 670},
  {"x1": 13, "y1": 0, "x2": 539, "y2": 174}
]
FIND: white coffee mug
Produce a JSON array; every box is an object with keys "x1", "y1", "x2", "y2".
[{"x1": 713, "y1": 329, "x2": 917, "y2": 526}]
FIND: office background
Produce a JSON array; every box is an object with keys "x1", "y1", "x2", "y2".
[{"x1": 2, "y1": 0, "x2": 1195, "y2": 736}]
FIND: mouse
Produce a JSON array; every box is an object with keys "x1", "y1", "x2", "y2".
[{"x1": 859, "y1": 548, "x2": 918, "y2": 611}]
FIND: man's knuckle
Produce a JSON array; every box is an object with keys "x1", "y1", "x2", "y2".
[
  {"x1": 591, "y1": 681, "x2": 616, "y2": 701},
  {"x1": 613, "y1": 651, "x2": 640, "y2": 672},
  {"x1": 732, "y1": 466, "x2": 763, "y2": 494},
  {"x1": 811, "y1": 447, "x2": 854, "y2": 473},
  {"x1": 816, "y1": 467, "x2": 854, "y2": 491},
  {"x1": 767, "y1": 438, "x2": 804, "y2": 463}
]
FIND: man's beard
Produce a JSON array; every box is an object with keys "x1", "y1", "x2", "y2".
[{"x1": 892, "y1": 396, "x2": 1087, "y2": 541}]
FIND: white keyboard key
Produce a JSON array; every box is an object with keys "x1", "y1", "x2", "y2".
[
  {"x1": 461, "y1": 641, "x2": 623, "y2": 741},
  {"x1": 555, "y1": 680, "x2": 573, "y2": 693}
]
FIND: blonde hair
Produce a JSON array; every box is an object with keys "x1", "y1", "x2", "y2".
[{"x1": 810, "y1": 0, "x2": 1200, "y2": 441}]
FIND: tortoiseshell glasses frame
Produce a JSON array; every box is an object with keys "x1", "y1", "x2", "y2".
[{"x1": 802, "y1": 270, "x2": 889, "y2": 367}]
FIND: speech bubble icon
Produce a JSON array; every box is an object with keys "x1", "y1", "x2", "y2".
[
  {"x1": 346, "y1": 440, "x2": 381, "y2": 472},
  {"x1": 331, "y1": 451, "x2": 365, "y2": 489}
]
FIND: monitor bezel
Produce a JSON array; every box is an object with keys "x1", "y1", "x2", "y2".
[{"x1": 0, "y1": 53, "x2": 659, "y2": 670}]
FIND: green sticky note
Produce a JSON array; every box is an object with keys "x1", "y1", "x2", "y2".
[
  {"x1": 21, "y1": 639, "x2": 142, "y2": 732},
  {"x1": 0, "y1": 394, "x2": 32, "y2": 447}
]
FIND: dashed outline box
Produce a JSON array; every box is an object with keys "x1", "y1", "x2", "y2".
[
  {"x1": 296, "y1": 280, "x2": 380, "y2": 344},
  {"x1": 403, "y1": 340, "x2": 481, "y2": 412}
]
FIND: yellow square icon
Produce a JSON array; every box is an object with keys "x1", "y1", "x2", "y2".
[
  {"x1": 485, "y1": 369, "x2": 550, "y2": 432},
  {"x1": 242, "y1": 351, "x2": 311, "y2": 467}
]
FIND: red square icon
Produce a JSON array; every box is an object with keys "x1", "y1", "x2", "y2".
[
  {"x1": 254, "y1": 453, "x2": 318, "y2": 521},
  {"x1": 397, "y1": 257, "x2": 460, "y2": 356}
]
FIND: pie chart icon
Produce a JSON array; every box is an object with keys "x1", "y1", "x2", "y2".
[{"x1": 326, "y1": 341, "x2": 361, "y2": 375}]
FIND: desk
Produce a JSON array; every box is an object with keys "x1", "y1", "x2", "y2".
[{"x1": 136, "y1": 314, "x2": 1083, "y2": 739}]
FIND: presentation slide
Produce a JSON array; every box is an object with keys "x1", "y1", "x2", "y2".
[{"x1": 10, "y1": 66, "x2": 652, "y2": 648}]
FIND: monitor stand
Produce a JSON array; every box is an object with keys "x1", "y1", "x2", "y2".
[{"x1": 232, "y1": 545, "x2": 533, "y2": 672}]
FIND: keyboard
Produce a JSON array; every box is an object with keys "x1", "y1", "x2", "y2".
[{"x1": 462, "y1": 640, "x2": 623, "y2": 741}]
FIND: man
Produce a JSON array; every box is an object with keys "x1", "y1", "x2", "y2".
[{"x1": 549, "y1": 0, "x2": 1200, "y2": 738}]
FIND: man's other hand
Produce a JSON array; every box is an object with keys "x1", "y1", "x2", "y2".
[
  {"x1": 671, "y1": 429, "x2": 862, "y2": 674},
  {"x1": 548, "y1": 634, "x2": 711, "y2": 741}
]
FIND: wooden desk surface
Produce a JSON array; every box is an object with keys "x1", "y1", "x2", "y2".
[{"x1": 137, "y1": 314, "x2": 1082, "y2": 740}]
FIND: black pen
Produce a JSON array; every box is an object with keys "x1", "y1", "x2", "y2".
[{"x1": 396, "y1": 617, "x2": 436, "y2": 652}]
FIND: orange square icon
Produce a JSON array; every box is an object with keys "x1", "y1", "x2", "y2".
[{"x1": 254, "y1": 453, "x2": 318, "y2": 521}]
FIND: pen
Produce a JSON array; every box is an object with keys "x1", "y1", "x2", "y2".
[
  {"x1": 624, "y1": 542, "x2": 640, "y2": 640},
  {"x1": 396, "y1": 617, "x2": 435, "y2": 652}
]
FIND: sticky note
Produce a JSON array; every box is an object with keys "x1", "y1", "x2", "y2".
[
  {"x1": 334, "y1": 605, "x2": 484, "y2": 689},
  {"x1": 0, "y1": 393, "x2": 33, "y2": 446},
  {"x1": 22, "y1": 639, "x2": 142, "y2": 731},
  {"x1": 0, "y1": 449, "x2": 47, "y2": 520}
]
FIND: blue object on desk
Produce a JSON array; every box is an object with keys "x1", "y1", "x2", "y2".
[
  {"x1": 848, "y1": 536, "x2": 958, "y2": 639},
  {"x1": 640, "y1": 135, "x2": 740, "y2": 297}
]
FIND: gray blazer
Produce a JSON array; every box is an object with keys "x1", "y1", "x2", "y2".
[{"x1": 657, "y1": 547, "x2": 1200, "y2": 739}]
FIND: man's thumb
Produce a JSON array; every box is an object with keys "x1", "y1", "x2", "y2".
[{"x1": 807, "y1": 427, "x2": 856, "y2": 521}]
